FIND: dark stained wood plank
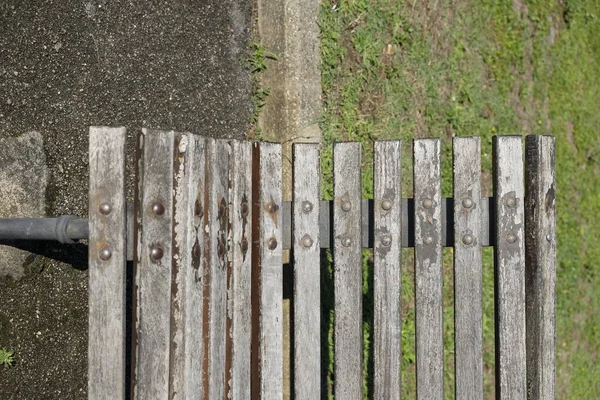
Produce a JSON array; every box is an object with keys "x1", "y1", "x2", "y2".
[
  {"x1": 493, "y1": 135, "x2": 526, "y2": 399},
  {"x1": 453, "y1": 136, "x2": 483, "y2": 399},
  {"x1": 373, "y1": 140, "x2": 402, "y2": 400},
  {"x1": 413, "y1": 138, "x2": 443, "y2": 399},
  {"x1": 133, "y1": 129, "x2": 175, "y2": 399},
  {"x1": 333, "y1": 142, "x2": 363, "y2": 400},
  {"x1": 292, "y1": 143, "x2": 321, "y2": 399},
  {"x1": 88, "y1": 126, "x2": 127, "y2": 400},
  {"x1": 525, "y1": 135, "x2": 556, "y2": 400}
]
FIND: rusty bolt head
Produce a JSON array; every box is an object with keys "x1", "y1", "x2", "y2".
[
  {"x1": 267, "y1": 237, "x2": 278, "y2": 250},
  {"x1": 152, "y1": 203, "x2": 165, "y2": 216},
  {"x1": 241, "y1": 202, "x2": 249, "y2": 217},
  {"x1": 341, "y1": 201, "x2": 351, "y2": 212},
  {"x1": 505, "y1": 197, "x2": 516, "y2": 208},
  {"x1": 268, "y1": 203, "x2": 279, "y2": 214},
  {"x1": 341, "y1": 236, "x2": 352, "y2": 247},
  {"x1": 462, "y1": 234, "x2": 474, "y2": 246},
  {"x1": 240, "y1": 238, "x2": 249, "y2": 253},
  {"x1": 381, "y1": 199, "x2": 393, "y2": 211},
  {"x1": 380, "y1": 235, "x2": 392, "y2": 247},
  {"x1": 301, "y1": 234, "x2": 313, "y2": 248},
  {"x1": 423, "y1": 235, "x2": 434, "y2": 245},
  {"x1": 302, "y1": 201, "x2": 313, "y2": 213},
  {"x1": 506, "y1": 233, "x2": 518, "y2": 244},
  {"x1": 461, "y1": 198, "x2": 474, "y2": 209},
  {"x1": 99, "y1": 248, "x2": 112, "y2": 261},
  {"x1": 150, "y1": 246, "x2": 164, "y2": 260},
  {"x1": 422, "y1": 198, "x2": 433, "y2": 209},
  {"x1": 99, "y1": 203, "x2": 112, "y2": 215}
]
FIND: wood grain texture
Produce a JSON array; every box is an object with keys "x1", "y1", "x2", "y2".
[
  {"x1": 292, "y1": 143, "x2": 321, "y2": 399},
  {"x1": 453, "y1": 137, "x2": 483, "y2": 399},
  {"x1": 524, "y1": 135, "x2": 556, "y2": 400},
  {"x1": 258, "y1": 142, "x2": 283, "y2": 400},
  {"x1": 229, "y1": 140, "x2": 253, "y2": 399},
  {"x1": 170, "y1": 133, "x2": 206, "y2": 399},
  {"x1": 373, "y1": 141, "x2": 402, "y2": 400},
  {"x1": 493, "y1": 135, "x2": 526, "y2": 399},
  {"x1": 133, "y1": 129, "x2": 175, "y2": 399},
  {"x1": 88, "y1": 126, "x2": 127, "y2": 400},
  {"x1": 333, "y1": 142, "x2": 363, "y2": 400},
  {"x1": 204, "y1": 139, "x2": 231, "y2": 399},
  {"x1": 413, "y1": 138, "x2": 443, "y2": 400}
]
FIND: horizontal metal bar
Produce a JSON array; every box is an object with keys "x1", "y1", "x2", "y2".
[
  {"x1": 0, "y1": 198, "x2": 495, "y2": 252},
  {"x1": 282, "y1": 198, "x2": 495, "y2": 249}
]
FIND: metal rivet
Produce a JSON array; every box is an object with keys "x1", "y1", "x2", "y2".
[
  {"x1": 422, "y1": 198, "x2": 433, "y2": 209},
  {"x1": 506, "y1": 197, "x2": 516, "y2": 208},
  {"x1": 341, "y1": 201, "x2": 351, "y2": 212},
  {"x1": 506, "y1": 233, "x2": 518, "y2": 244},
  {"x1": 98, "y1": 248, "x2": 112, "y2": 261},
  {"x1": 268, "y1": 203, "x2": 279, "y2": 214},
  {"x1": 267, "y1": 237, "x2": 278, "y2": 250},
  {"x1": 152, "y1": 203, "x2": 165, "y2": 216},
  {"x1": 462, "y1": 234, "x2": 474, "y2": 246},
  {"x1": 302, "y1": 201, "x2": 313, "y2": 213},
  {"x1": 99, "y1": 203, "x2": 112, "y2": 215},
  {"x1": 341, "y1": 236, "x2": 352, "y2": 247},
  {"x1": 462, "y1": 198, "x2": 474, "y2": 209},
  {"x1": 241, "y1": 202, "x2": 249, "y2": 217},
  {"x1": 423, "y1": 236, "x2": 434, "y2": 245},
  {"x1": 150, "y1": 247, "x2": 164, "y2": 260},
  {"x1": 546, "y1": 234, "x2": 552, "y2": 242},
  {"x1": 381, "y1": 199, "x2": 392, "y2": 211},
  {"x1": 301, "y1": 234, "x2": 313, "y2": 248},
  {"x1": 380, "y1": 235, "x2": 392, "y2": 247},
  {"x1": 240, "y1": 238, "x2": 249, "y2": 253}
]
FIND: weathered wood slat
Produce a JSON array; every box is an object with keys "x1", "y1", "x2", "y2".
[
  {"x1": 493, "y1": 135, "x2": 526, "y2": 399},
  {"x1": 453, "y1": 137, "x2": 483, "y2": 399},
  {"x1": 256, "y1": 142, "x2": 283, "y2": 400},
  {"x1": 413, "y1": 138, "x2": 443, "y2": 399},
  {"x1": 170, "y1": 133, "x2": 206, "y2": 399},
  {"x1": 204, "y1": 139, "x2": 231, "y2": 399},
  {"x1": 88, "y1": 126, "x2": 127, "y2": 400},
  {"x1": 333, "y1": 142, "x2": 363, "y2": 400},
  {"x1": 525, "y1": 135, "x2": 556, "y2": 400},
  {"x1": 292, "y1": 143, "x2": 321, "y2": 399},
  {"x1": 373, "y1": 141, "x2": 402, "y2": 400},
  {"x1": 133, "y1": 129, "x2": 175, "y2": 399},
  {"x1": 229, "y1": 140, "x2": 253, "y2": 399}
]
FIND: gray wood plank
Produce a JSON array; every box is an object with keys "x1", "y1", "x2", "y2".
[
  {"x1": 229, "y1": 140, "x2": 253, "y2": 399},
  {"x1": 493, "y1": 135, "x2": 526, "y2": 399},
  {"x1": 413, "y1": 138, "x2": 443, "y2": 400},
  {"x1": 133, "y1": 129, "x2": 175, "y2": 399},
  {"x1": 453, "y1": 137, "x2": 483, "y2": 399},
  {"x1": 170, "y1": 133, "x2": 206, "y2": 399},
  {"x1": 292, "y1": 143, "x2": 321, "y2": 400},
  {"x1": 257, "y1": 142, "x2": 283, "y2": 400},
  {"x1": 373, "y1": 141, "x2": 402, "y2": 400},
  {"x1": 525, "y1": 135, "x2": 556, "y2": 400},
  {"x1": 88, "y1": 126, "x2": 127, "y2": 400},
  {"x1": 333, "y1": 142, "x2": 363, "y2": 400},
  {"x1": 205, "y1": 139, "x2": 231, "y2": 399}
]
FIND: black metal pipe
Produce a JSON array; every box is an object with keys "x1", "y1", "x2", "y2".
[{"x1": 0, "y1": 216, "x2": 89, "y2": 244}]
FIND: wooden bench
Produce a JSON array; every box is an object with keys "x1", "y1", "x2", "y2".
[{"x1": 88, "y1": 127, "x2": 555, "y2": 399}]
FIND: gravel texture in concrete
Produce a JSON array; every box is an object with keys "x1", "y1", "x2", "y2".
[{"x1": 0, "y1": 1, "x2": 251, "y2": 398}]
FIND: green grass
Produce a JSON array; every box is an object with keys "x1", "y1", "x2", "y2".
[{"x1": 319, "y1": 0, "x2": 600, "y2": 397}]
